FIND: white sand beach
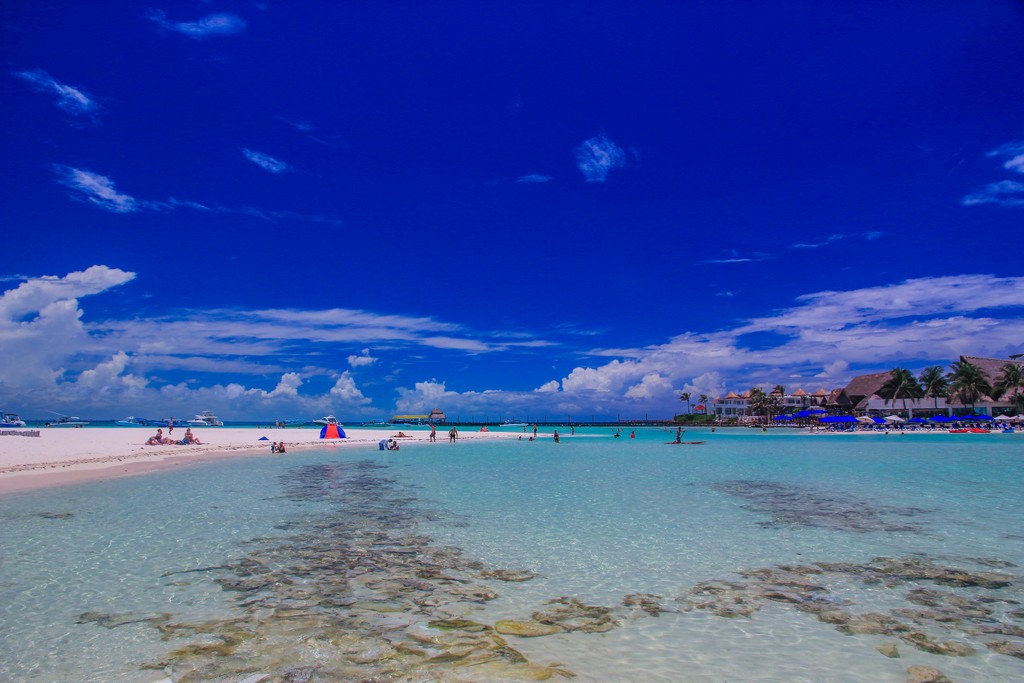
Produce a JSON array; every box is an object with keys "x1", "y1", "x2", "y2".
[{"x1": 0, "y1": 426, "x2": 513, "y2": 493}]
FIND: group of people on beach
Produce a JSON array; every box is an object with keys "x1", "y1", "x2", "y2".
[
  {"x1": 270, "y1": 441, "x2": 287, "y2": 453},
  {"x1": 145, "y1": 428, "x2": 202, "y2": 446}
]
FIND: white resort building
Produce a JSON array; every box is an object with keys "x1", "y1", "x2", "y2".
[{"x1": 711, "y1": 355, "x2": 1024, "y2": 420}]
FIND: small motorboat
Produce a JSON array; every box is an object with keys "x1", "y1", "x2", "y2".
[
  {"x1": 0, "y1": 412, "x2": 26, "y2": 428},
  {"x1": 312, "y1": 415, "x2": 340, "y2": 426},
  {"x1": 115, "y1": 416, "x2": 148, "y2": 427},
  {"x1": 46, "y1": 412, "x2": 88, "y2": 428}
]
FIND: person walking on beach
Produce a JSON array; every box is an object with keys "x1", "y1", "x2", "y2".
[
  {"x1": 429, "y1": 423, "x2": 436, "y2": 442},
  {"x1": 533, "y1": 424, "x2": 538, "y2": 438},
  {"x1": 448, "y1": 426, "x2": 458, "y2": 443},
  {"x1": 168, "y1": 418, "x2": 174, "y2": 436}
]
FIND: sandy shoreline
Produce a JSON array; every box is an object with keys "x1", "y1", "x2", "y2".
[{"x1": 0, "y1": 427, "x2": 513, "y2": 494}]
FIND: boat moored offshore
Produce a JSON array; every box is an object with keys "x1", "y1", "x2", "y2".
[{"x1": 188, "y1": 411, "x2": 224, "y2": 427}]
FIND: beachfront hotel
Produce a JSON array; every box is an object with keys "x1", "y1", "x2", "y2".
[{"x1": 713, "y1": 354, "x2": 1024, "y2": 420}]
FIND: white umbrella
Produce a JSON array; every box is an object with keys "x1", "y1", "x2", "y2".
[
  {"x1": 856, "y1": 416, "x2": 876, "y2": 423},
  {"x1": 883, "y1": 415, "x2": 905, "y2": 423},
  {"x1": 994, "y1": 414, "x2": 1013, "y2": 422},
  {"x1": 1013, "y1": 415, "x2": 1024, "y2": 423}
]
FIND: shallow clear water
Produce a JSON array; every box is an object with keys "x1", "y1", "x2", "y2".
[{"x1": 1, "y1": 427, "x2": 1022, "y2": 681}]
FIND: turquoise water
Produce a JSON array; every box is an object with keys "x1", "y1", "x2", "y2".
[{"x1": 1, "y1": 428, "x2": 1022, "y2": 681}]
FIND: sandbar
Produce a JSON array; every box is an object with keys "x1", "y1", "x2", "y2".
[{"x1": 0, "y1": 427, "x2": 511, "y2": 494}]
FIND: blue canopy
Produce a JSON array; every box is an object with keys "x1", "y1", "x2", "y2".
[
  {"x1": 870, "y1": 417, "x2": 886, "y2": 424},
  {"x1": 773, "y1": 414, "x2": 794, "y2": 421},
  {"x1": 819, "y1": 415, "x2": 857, "y2": 423},
  {"x1": 908, "y1": 417, "x2": 926, "y2": 423}
]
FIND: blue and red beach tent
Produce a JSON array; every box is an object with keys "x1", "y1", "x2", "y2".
[{"x1": 319, "y1": 423, "x2": 347, "y2": 439}]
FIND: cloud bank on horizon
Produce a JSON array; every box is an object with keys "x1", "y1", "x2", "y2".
[{"x1": 1, "y1": 267, "x2": 1021, "y2": 420}]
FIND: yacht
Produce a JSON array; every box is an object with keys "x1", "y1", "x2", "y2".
[
  {"x1": 312, "y1": 415, "x2": 340, "y2": 426},
  {"x1": 1, "y1": 412, "x2": 26, "y2": 428},
  {"x1": 362, "y1": 419, "x2": 391, "y2": 427},
  {"x1": 188, "y1": 411, "x2": 224, "y2": 427},
  {"x1": 501, "y1": 420, "x2": 528, "y2": 427},
  {"x1": 115, "y1": 416, "x2": 148, "y2": 427}
]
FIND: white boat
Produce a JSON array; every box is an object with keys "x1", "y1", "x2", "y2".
[
  {"x1": 47, "y1": 412, "x2": 88, "y2": 428},
  {"x1": 1, "y1": 412, "x2": 26, "y2": 428},
  {"x1": 363, "y1": 419, "x2": 391, "y2": 427},
  {"x1": 501, "y1": 420, "x2": 528, "y2": 427},
  {"x1": 115, "y1": 416, "x2": 148, "y2": 427},
  {"x1": 312, "y1": 415, "x2": 340, "y2": 426},
  {"x1": 187, "y1": 411, "x2": 224, "y2": 427}
]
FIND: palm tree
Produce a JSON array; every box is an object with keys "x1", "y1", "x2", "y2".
[
  {"x1": 993, "y1": 363, "x2": 1024, "y2": 414},
  {"x1": 749, "y1": 387, "x2": 781, "y2": 423},
  {"x1": 948, "y1": 359, "x2": 993, "y2": 415},
  {"x1": 918, "y1": 366, "x2": 949, "y2": 413},
  {"x1": 679, "y1": 392, "x2": 691, "y2": 415},
  {"x1": 748, "y1": 387, "x2": 766, "y2": 420},
  {"x1": 699, "y1": 393, "x2": 709, "y2": 417},
  {"x1": 877, "y1": 368, "x2": 923, "y2": 417}
]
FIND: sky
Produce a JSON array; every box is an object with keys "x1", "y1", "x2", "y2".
[{"x1": 2, "y1": 1, "x2": 1024, "y2": 422}]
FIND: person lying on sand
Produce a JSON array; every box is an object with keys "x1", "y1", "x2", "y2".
[{"x1": 145, "y1": 428, "x2": 174, "y2": 445}]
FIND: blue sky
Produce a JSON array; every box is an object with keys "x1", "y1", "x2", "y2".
[{"x1": 3, "y1": 1, "x2": 1024, "y2": 421}]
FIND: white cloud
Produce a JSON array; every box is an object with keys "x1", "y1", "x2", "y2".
[
  {"x1": 789, "y1": 234, "x2": 845, "y2": 249},
  {"x1": 703, "y1": 255, "x2": 772, "y2": 264},
  {"x1": 55, "y1": 166, "x2": 139, "y2": 212},
  {"x1": 347, "y1": 348, "x2": 377, "y2": 367},
  {"x1": 330, "y1": 371, "x2": 370, "y2": 405},
  {"x1": 962, "y1": 180, "x2": 1024, "y2": 207},
  {"x1": 147, "y1": 10, "x2": 247, "y2": 38},
  {"x1": 535, "y1": 380, "x2": 560, "y2": 392},
  {"x1": 624, "y1": 373, "x2": 672, "y2": 399},
  {"x1": 988, "y1": 142, "x2": 1024, "y2": 174},
  {"x1": 516, "y1": 174, "x2": 551, "y2": 183},
  {"x1": 575, "y1": 135, "x2": 627, "y2": 182},
  {"x1": 268, "y1": 372, "x2": 303, "y2": 397},
  {"x1": 242, "y1": 149, "x2": 292, "y2": 174},
  {"x1": 816, "y1": 359, "x2": 849, "y2": 378},
  {"x1": 14, "y1": 69, "x2": 98, "y2": 118}
]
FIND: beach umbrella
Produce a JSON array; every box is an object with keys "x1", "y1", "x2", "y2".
[
  {"x1": 883, "y1": 415, "x2": 905, "y2": 423},
  {"x1": 856, "y1": 416, "x2": 875, "y2": 423},
  {"x1": 773, "y1": 414, "x2": 793, "y2": 421},
  {"x1": 908, "y1": 417, "x2": 926, "y2": 423},
  {"x1": 319, "y1": 423, "x2": 347, "y2": 439},
  {"x1": 819, "y1": 416, "x2": 857, "y2": 423},
  {"x1": 994, "y1": 414, "x2": 1013, "y2": 421}
]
